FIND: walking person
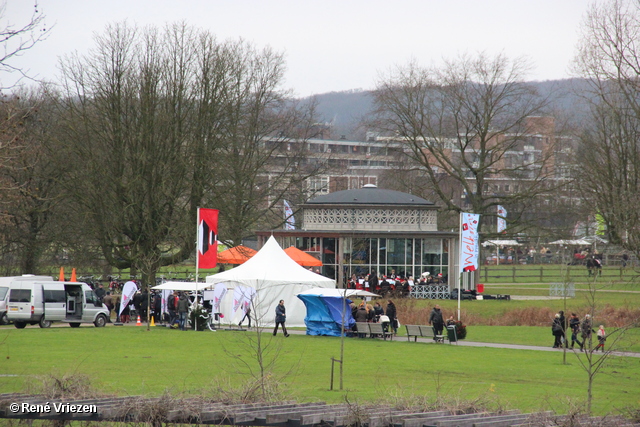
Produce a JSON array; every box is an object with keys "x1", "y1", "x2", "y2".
[
  {"x1": 596, "y1": 324, "x2": 606, "y2": 352},
  {"x1": 569, "y1": 313, "x2": 583, "y2": 351},
  {"x1": 429, "y1": 304, "x2": 445, "y2": 341},
  {"x1": 273, "y1": 300, "x2": 289, "y2": 337},
  {"x1": 581, "y1": 314, "x2": 593, "y2": 349},
  {"x1": 239, "y1": 305, "x2": 252, "y2": 328},
  {"x1": 177, "y1": 292, "x2": 190, "y2": 331},
  {"x1": 552, "y1": 313, "x2": 563, "y2": 348}
]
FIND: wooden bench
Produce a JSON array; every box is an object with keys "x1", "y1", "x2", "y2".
[
  {"x1": 405, "y1": 325, "x2": 447, "y2": 343},
  {"x1": 355, "y1": 322, "x2": 392, "y2": 340},
  {"x1": 368, "y1": 322, "x2": 393, "y2": 340},
  {"x1": 354, "y1": 322, "x2": 370, "y2": 338}
]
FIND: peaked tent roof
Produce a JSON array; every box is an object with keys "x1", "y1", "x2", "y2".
[
  {"x1": 206, "y1": 236, "x2": 335, "y2": 289},
  {"x1": 284, "y1": 246, "x2": 323, "y2": 267},
  {"x1": 217, "y1": 245, "x2": 257, "y2": 264}
]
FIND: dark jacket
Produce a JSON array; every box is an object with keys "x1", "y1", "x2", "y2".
[
  {"x1": 354, "y1": 307, "x2": 368, "y2": 322},
  {"x1": 177, "y1": 295, "x2": 190, "y2": 313},
  {"x1": 569, "y1": 316, "x2": 580, "y2": 333},
  {"x1": 552, "y1": 317, "x2": 563, "y2": 336},
  {"x1": 385, "y1": 302, "x2": 396, "y2": 319},
  {"x1": 275, "y1": 303, "x2": 286, "y2": 323},
  {"x1": 429, "y1": 308, "x2": 444, "y2": 325}
]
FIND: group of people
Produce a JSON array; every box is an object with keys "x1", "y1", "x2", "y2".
[
  {"x1": 552, "y1": 311, "x2": 606, "y2": 352},
  {"x1": 347, "y1": 270, "x2": 448, "y2": 297},
  {"x1": 350, "y1": 299, "x2": 398, "y2": 334}
]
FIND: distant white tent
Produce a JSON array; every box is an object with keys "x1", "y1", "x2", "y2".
[
  {"x1": 549, "y1": 239, "x2": 591, "y2": 245},
  {"x1": 206, "y1": 236, "x2": 335, "y2": 327},
  {"x1": 152, "y1": 281, "x2": 209, "y2": 292},
  {"x1": 482, "y1": 240, "x2": 521, "y2": 247}
]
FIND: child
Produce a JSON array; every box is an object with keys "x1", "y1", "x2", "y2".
[{"x1": 596, "y1": 325, "x2": 606, "y2": 352}]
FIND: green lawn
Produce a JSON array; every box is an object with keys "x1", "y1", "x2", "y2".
[{"x1": 0, "y1": 326, "x2": 639, "y2": 416}]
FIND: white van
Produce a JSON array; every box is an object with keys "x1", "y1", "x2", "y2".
[
  {"x1": 4, "y1": 275, "x2": 109, "y2": 328},
  {"x1": 0, "y1": 283, "x2": 9, "y2": 324}
]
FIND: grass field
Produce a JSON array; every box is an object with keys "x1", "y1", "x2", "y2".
[
  {"x1": 1, "y1": 270, "x2": 639, "y2": 419},
  {"x1": 0, "y1": 325, "x2": 639, "y2": 417}
]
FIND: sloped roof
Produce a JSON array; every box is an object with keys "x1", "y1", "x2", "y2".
[{"x1": 305, "y1": 185, "x2": 434, "y2": 206}]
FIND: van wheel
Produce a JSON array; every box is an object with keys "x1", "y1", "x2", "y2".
[
  {"x1": 39, "y1": 317, "x2": 52, "y2": 328},
  {"x1": 0, "y1": 313, "x2": 8, "y2": 325},
  {"x1": 69, "y1": 323, "x2": 81, "y2": 328},
  {"x1": 14, "y1": 321, "x2": 27, "y2": 329},
  {"x1": 94, "y1": 314, "x2": 107, "y2": 328}
]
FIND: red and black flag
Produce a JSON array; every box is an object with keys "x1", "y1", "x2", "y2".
[{"x1": 197, "y1": 208, "x2": 219, "y2": 269}]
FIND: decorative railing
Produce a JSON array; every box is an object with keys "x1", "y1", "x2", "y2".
[{"x1": 410, "y1": 284, "x2": 450, "y2": 300}]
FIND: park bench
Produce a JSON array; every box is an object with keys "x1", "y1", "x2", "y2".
[
  {"x1": 405, "y1": 324, "x2": 446, "y2": 343},
  {"x1": 354, "y1": 322, "x2": 393, "y2": 340}
]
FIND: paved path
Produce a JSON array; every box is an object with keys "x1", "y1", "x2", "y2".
[{"x1": 282, "y1": 328, "x2": 640, "y2": 358}]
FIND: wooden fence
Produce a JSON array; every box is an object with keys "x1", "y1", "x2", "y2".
[{"x1": 480, "y1": 265, "x2": 635, "y2": 283}]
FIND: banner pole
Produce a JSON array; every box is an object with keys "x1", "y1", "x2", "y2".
[
  {"x1": 195, "y1": 207, "x2": 200, "y2": 315},
  {"x1": 458, "y1": 213, "x2": 462, "y2": 321}
]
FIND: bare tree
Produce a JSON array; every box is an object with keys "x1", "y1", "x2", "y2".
[
  {"x1": 55, "y1": 22, "x2": 321, "y2": 285},
  {"x1": 573, "y1": 0, "x2": 640, "y2": 258},
  {"x1": 0, "y1": 1, "x2": 50, "y2": 88},
  {"x1": 372, "y1": 53, "x2": 566, "y2": 233},
  {"x1": 0, "y1": 87, "x2": 65, "y2": 274}
]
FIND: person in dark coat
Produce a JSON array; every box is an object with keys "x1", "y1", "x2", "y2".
[
  {"x1": 177, "y1": 292, "x2": 190, "y2": 331},
  {"x1": 429, "y1": 304, "x2": 444, "y2": 341},
  {"x1": 385, "y1": 300, "x2": 397, "y2": 334},
  {"x1": 354, "y1": 304, "x2": 368, "y2": 322},
  {"x1": 569, "y1": 313, "x2": 583, "y2": 351},
  {"x1": 273, "y1": 300, "x2": 289, "y2": 337},
  {"x1": 153, "y1": 293, "x2": 162, "y2": 324},
  {"x1": 552, "y1": 313, "x2": 563, "y2": 348}
]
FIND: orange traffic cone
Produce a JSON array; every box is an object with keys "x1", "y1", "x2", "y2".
[
  {"x1": 136, "y1": 315, "x2": 142, "y2": 326},
  {"x1": 150, "y1": 316, "x2": 155, "y2": 327},
  {"x1": 70, "y1": 268, "x2": 77, "y2": 282},
  {"x1": 59, "y1": 267, "x2": 65, "y2": 281}
]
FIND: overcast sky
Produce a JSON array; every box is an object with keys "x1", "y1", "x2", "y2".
[{"x1": 4, "y1": 0, "x2": 592, "y2": 97}]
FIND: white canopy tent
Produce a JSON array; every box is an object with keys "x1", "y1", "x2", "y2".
[
  {"x1": 482, "y1": 240, "x2": 521, "y2": 247},
  {"x1": 297, "y1": 288, "x2": 379, "y2": 298},
  {"x1": 206, "y1": 236, "x2": 335, "y2": 327},
  {"x1": 152, "y1": 281, "x2": 209, "y2": 292},
  {"x1": 549, "y1": 239, "x2": 591, "y2": 245}
]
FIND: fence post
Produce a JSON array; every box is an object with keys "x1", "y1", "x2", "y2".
[
  {"x1": 540, "y1": 267, "x2": 543, "y2": 282},
  {"x1": 485, "y1": 267, "x2": 488, "y2": 282},
  {"x1": 512, "y1": 266, "x2": 516, "y2": 282}
]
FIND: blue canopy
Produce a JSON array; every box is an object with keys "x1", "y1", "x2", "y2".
[{"x1": 297, "y1": 294, "x2": 356, "y2": 336}]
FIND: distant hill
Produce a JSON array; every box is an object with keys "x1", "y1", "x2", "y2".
[{"x1": 303, "y1": 78, "x2": 593, "y2": 141}]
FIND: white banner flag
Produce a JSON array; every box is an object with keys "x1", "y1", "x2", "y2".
[
  {"x1": 212, "y1": 283, "x2": 228, "y2": 312},
  {"x1": 497, "y1": 205, "x2": 507, "y2": 233},
  {"x1": 459, "y1": 213, "x2": 480, "y2": 273},
  {"x1": 232, "y1": 285, "x2": 256, "y2": 315},
  {"x1": 119, "y1": 281, "x2": 138, "y2": 316},
  {"x1": 284, "y1": 200, "x2": 295, "y2": 230}
]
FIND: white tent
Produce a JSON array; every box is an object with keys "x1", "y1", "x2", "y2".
[
  {"x1": 297, "y1": 288, "x2": 379, "y2": 298},
  {"x1": 152, "y1": 281, "x2": 209, "y2": 292},
  {"x1": 482, "y1": 240, "x2": 521, "y2": 247},
  {"x1": 206, "y1": 236, "x2": 335, "y2": 327},
  {"x1": 549, "y1": 239, "x2": 591, "y2": 245}
]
